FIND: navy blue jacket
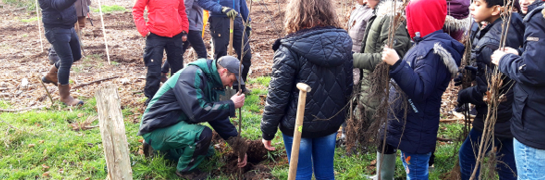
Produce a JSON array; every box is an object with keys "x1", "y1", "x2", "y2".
[
  {"x1": 198, "y1": 0, "x2": 250, "y2": 22},
  {"x1": 39, "y1": 0, "x2": 78, "y2": 29},
  {"x1": 261, "y1": 26, "x2": 353, "y2": 140},
  {"x1": 499, "y1": 4, "x2": 545, "y2": 150},
  {"x1": 458, "y1": 15, "x2": 524, "y2": 138},
  {"x1": 386, "y1": 30, "x2": 463, "y2": 154}
]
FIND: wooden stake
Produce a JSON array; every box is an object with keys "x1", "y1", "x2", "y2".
[
  {"x1": 287, "y1": 83, "x2": 312, "y2": 180},
  {"x1": 95, "y1": 84, "x2": 132, "y2": 180},
  {"x1": 97, "y1": 0, "x2": 111, "y2": 64},
  {"x1": 35, "y1": 0, "x2": 43, "y2": 52},
  {"x1": 228, "y1": 18, "x2": 235, "y2": 56}
]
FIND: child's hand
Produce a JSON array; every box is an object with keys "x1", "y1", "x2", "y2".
[
  {"x1": 382, "y1": 45, "x2": 400, "y2": 66},
  {"x1": 492, "y1": 47, "x2": 517, "y2": 66}
]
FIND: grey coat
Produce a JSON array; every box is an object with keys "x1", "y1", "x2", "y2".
[
  {"x1": 186, "y1": 0, "x2": 204, "y2": 31},
  {"x1": 74, "y1": 0, "x2": 91, "y2": 17}
]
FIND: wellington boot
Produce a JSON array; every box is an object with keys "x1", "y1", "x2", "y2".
[
  {"x1": 58, "y1": 84, "x2": 84, "y2": 106},
  {"x1": 369, "y1": 152, "x2": 396, "y2": 180},
  {"x1": 42, "y1": 66, "x2": 58, "y2": 86}
]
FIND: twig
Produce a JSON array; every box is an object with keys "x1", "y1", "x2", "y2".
[
  {"x1": 72, "y1": 76, "x2": 120, "y2": 89},
  {"x1": 437, "y1": 137, "x2": 454, "y2": 142},
  {"x1": 38, "y1": 77, "x2": 54, "y2": 105},
  {"x1": 0, "y1": 105, "x2": 47, "y2": 112}
]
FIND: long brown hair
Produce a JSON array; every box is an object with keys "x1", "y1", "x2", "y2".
[{"x1": 284, "y1": 0, "x2": 341, "y2": 34}]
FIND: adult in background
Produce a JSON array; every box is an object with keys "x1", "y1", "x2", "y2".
[
  {"x1": 160, "y1": 0, "x2": 209, "y2": 82},
  {"x1": 198, "y1": 0, "x2": 252, "y2": 94},
  {"x1": 132, "y1": 0, "x2": 189, "y2": 105},
  {"x1": 260, "y1": 0, "x2": 353, "y2": 179},
  {"x1": 40, "y1": 0, "x2": 84, "y2": 106},
  {"x1": 139, "y1": 56, "x2": 247, "y2": 178},
  {"x1": 47, "y1": 0, "x2": 91, "y2": 65}
]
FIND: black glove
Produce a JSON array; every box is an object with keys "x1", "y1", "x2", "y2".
[{"x1": 454, "y1": 66, "x2": 478, "y2": 86}]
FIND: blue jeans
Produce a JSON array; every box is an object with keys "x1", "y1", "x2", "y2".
[
  {"x1": 44, "y1": 27, "x2": 82, "y2": 85},
  {"x1": 283, "y1": 132, "x2": 337, "y2": 180},
  {"x1": 514, "y1": 138, "x2": 545, "y2": 180},
  {"x1": 400, "y1": 151, "x2": 431, "y2": 180},
  {"x1": 459, "y1": 128, "x2": 517, "y2": 180}
]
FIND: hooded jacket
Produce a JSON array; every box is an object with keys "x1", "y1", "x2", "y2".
[
  {"x1": 39, "y1": 0, "x2": 78, "y2": 29},
  {"x1": 261, "y1": 26, "x2": 353, "y2": 140},
  {"x1": 458, "y1": 15, "x2": 524, "y2": 138},
  {"x1": 352, "y1": 0, "x2": 412, "y2": 122},
  {"x1": 385, "y1": 0, "x2": 464, "y2": 154},
  {"x1": 443, "y1": 0, "x2": 470, "y2": 41},
  {"x1": 499, "y1": 4, "x2": 545, "y2": 150},
  {"x1": 138, "y1": 59, "x2": 238, "y2": 140},
  {"x1": 132, "y1": 0, "x2": 189, "y2": 38}
]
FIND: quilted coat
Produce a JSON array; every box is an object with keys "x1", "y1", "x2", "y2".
[
  {"x1": 261, "y1": 26, "x2": 353, "y2": 140},
  {"x1": 499, "y1": 4, "x2": 545, "y2": 150}
]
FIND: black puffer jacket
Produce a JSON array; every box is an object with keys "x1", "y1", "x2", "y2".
[
  {"x1": 39, "y1": 0, "x2": 78, "y2": 29},
  {"x1": 261, "y1": 26, "x2": 353, "y2": 140},
  {"x1": 458, "y1": 16, "x2": 524, "y2": 138}
]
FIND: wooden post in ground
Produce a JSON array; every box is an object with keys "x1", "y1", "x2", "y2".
[
  {"x1": 95, "y1": 84, "x2": 132, "y2": 180},
  {"x1": 97, "y1": 0, "x2": 111, "y2": 64}
]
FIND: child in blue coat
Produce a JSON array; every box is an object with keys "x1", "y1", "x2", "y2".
[
  {"x1": 380, "y1": 0, "x2": 464, "y2": 178},
  {"x1": 491, "y1": 3, "x2": 545, "y2": 179}
]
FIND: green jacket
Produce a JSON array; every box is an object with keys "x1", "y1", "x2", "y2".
[
  {"x1": 138, "y1": 59, "x2": 238, "y2": 140},
  {"x1": 352, "y1": 0, "x2": 411, "y2": 117}
]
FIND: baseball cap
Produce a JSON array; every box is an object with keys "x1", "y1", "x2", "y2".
[{"x1": 217, "y1": 56, "x2": 245, "y2": 85}]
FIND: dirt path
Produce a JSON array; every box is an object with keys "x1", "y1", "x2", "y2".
[{"x1": 0, "y1": 0, "x2": 290, "y2": 110}]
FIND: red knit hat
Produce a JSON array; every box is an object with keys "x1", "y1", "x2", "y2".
[{"x1": 406, "y1": 0, "x2": 447, "y2": 39}]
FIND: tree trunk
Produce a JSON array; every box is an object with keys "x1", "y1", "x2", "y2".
[{"x1": 95, "y1": 84, "x2": 133, "y2": 180}]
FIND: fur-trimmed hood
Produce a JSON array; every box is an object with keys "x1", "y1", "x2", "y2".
[{"x1": 444, "y1": 15, "x2": 470, "y2": 31}]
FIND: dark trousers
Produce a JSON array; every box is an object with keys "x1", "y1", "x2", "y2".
[
  {"x1": 209, "y1": 16, "x2": 252, "y2": 86},
  {"x1": 45, "y1": 27, "x2": 82, "y2": 85},
  {"x1": 143, "y1": 33, "x2": 184, "y2": 99},
  {"x1": 459, "y1": 128, "x2": 517, "y2": 180},
  {"x1": 161, "y1": 30, "x2": 208, "y2": 73}
]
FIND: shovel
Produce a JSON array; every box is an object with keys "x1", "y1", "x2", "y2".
[{"x1": 287, "y1": 83, "x2": 312, "y2": 180}]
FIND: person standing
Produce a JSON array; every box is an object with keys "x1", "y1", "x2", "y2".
[
  {"x1": 198, "y1": 0, "x2": 252, "y2": 93},
  {"x1": 380, "y1": 0, "x2": 464, "y2": 178},
  {"x1": 47, "y1": 0, "x2": 91, "y2": 65},
  {"x1": 132, "y1": 0, "x2": 189, "y2": 105},
  {"x1": 160, "y1": 0, "x2": 209, "y2": 82},
  {"x1": 260, "y1": 0, "x2": 353, "y2": 179},
  {"x1": 40, "y1": 0, "x2": 84, "y2": 106},
  {"x1": 491, "y1": 2, "x2": 545, "y2": 179}
]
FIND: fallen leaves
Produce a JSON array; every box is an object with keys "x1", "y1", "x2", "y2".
[{"x1": 28, "y1": 144, "x2": 35, "y2": 148}]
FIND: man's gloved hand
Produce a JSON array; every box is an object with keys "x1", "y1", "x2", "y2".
[
  {"x1": 231, "y1": 92, "x2": 245, "y2": 108},
  {"x1": 454, "y1": 66, "x2": 478, "y2": 86},
  {"x1": 222, "y1": 7, "x2": 238, "y2": 19}
]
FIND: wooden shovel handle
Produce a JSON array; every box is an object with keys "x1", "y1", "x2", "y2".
[{"x1": 288, "y1": 83, "x2": 311, "y2": 180}]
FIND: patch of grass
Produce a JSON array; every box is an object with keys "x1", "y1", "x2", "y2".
[
  {"x1": 21, "y1": 17, "x2": 38, "y2": 23},
  {"x1": 2, "y1": 0, "x2": 35, "y2": 10},
  {"x1": 93, "y1": 5, "x2": 126, "y2": 13},
  {"x1": 0, "y1": 76, "x2": 466, "y2": 179},
  {"x1": 0, "y1": 100, "x2": 11, "y2": 109}
]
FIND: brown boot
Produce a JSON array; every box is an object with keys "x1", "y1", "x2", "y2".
[
  {"x1": 58, "y1": 84, "x2": 84, "y2": 106},
  {"x1": 42, "y1": 66, "x2": 58, "y2": 86}
]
